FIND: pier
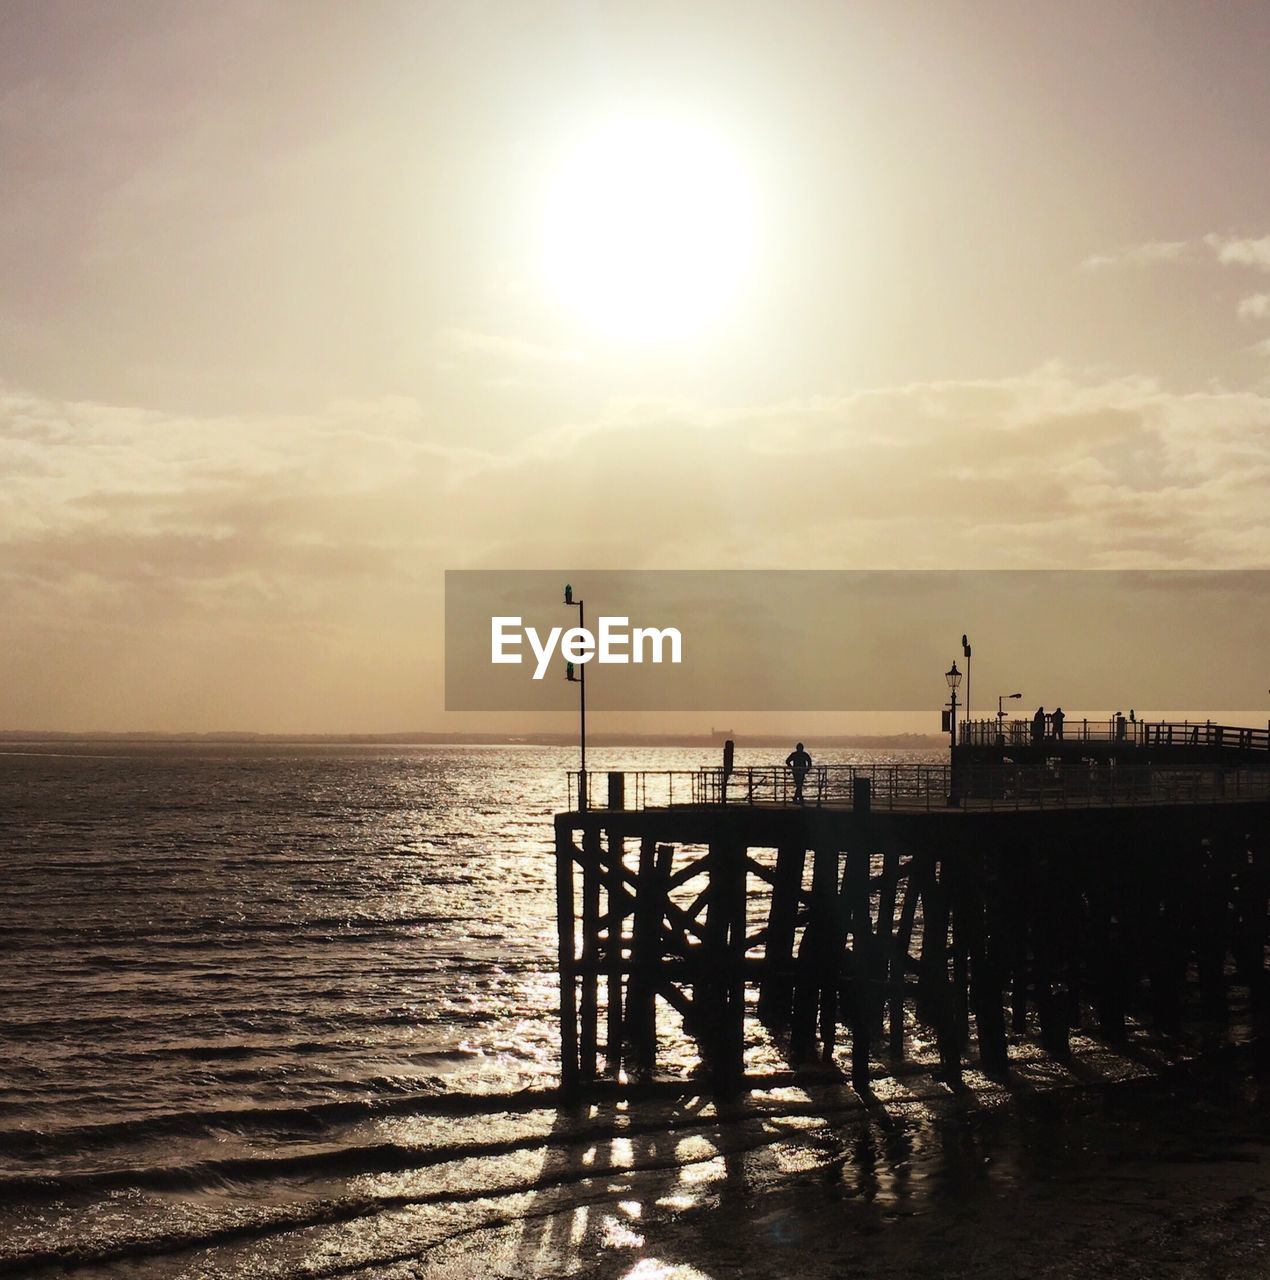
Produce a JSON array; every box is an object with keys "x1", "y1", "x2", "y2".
[{"x1": 553, "y1": 721, "x2": 1270, "y2": 1095}]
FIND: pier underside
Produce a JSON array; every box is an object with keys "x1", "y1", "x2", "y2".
[{"x1": 554, "y1": 796, "x2": 1270, "y2": 1095}]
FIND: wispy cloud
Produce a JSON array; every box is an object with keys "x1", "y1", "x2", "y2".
[
  {"x1": 1082, "y1": 233, "x2": 1270, "y2": 329},
  {"x1": 1204, "y1": 234, "x2": 1270, "y2": 270},
  {"x1": 1083, "y1": 232, "x2": 1270, "y2": 275},
  {"x1": 1080, "y1": 241, "x2": 1189, "y2": 271},
  {"x1": 1238, "y1": 293, "x2": 1270, "y2": 320},
  {"x1": 4, "y1": 366, "x2": 1267, "y2": 727}
]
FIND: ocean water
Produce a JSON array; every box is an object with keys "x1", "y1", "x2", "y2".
[{"x1": 3, "y1": 743, "x2": 1270, "y2": 1280}]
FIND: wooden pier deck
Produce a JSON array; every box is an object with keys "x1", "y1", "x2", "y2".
[{"x1": 553, "y1": 746, "x2": 1270, "y2": 1096}]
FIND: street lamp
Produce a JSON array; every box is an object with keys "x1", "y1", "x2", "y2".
[
  {"x1": 961, "y1": 634, "x2": 972, "y2": 732},
  {"x1": 945, "y1": 661, "x2": 962, "y2": 806},
  {"x1": 945, "y1": 661, "x2": 962, "y2": 734},
  {"x1": 997, "y1": 691, "x2": 1022, "y2": 746},
  {"x1": 564, "y1": 584, "x2": 586, "y2": 809}
]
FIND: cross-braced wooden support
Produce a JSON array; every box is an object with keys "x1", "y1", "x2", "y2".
[{"x1": 554, "y1": 791, "x2": 1270, "y2": 1097}]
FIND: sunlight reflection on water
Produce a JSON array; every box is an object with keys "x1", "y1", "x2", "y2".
[
  {"x1": 2, "y1": 742, "x2": 1265, "y2": 1279},
  {"x1": 622, "y1": 1259, "x2": 714, "y2": 1280}
]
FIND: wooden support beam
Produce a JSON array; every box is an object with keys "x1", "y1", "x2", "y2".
[
  {"x1": 791, "y1": 844, "x2": 839, "y2": 1062},
  {"x1": 579, "y1": 824, "x2": 601, "y2": 1080},
  {"x1": 1238, "y1": 831, "x2": 1269, "y2": 1009},
  {"x1": 1032, "y1": 842, "x2": 1071, "y2": 1060},
  {"x1": 890, "y1": 859, "x2": 921, "y2": 1057},
  {"x1": 604, "y1": 858, "x2": 709, "y2": 946},
  {"x1": 605, "y1": 830, "x2": 626, "y2": 1070},
  {"x1": 555, "y1": 819, "x2": 579, "y2": 1095},
  {"x1": 667, "y1": 856, "x2": 712, "y2": 892},
  {"x1": 1088, "y1": 839, "x2": 1126, "y2": 1043},
  {"x1": 722, "y1": 836, "x2": 749, "y2": 1092},
  {"x1": 1148, "y1": 842, "x2": 1186, "y2": 1035},
  {"x1": 842, "y1": 845, "x2": 873, "y2": 1088},
  {"x1": 929, "y1": 859, "x2": 962, "y2": 1085},
  {"x1": 626, "y1": 837, "x2": 669, "y2": 1072},
  {"x1": 758, "y1": 843, "x2": 806, "y2": 1028},
  {"x1": 817, "y1": 845, "x2": 842, "y2": 1063},
  {"x1": 963, "y1": 849, "x2": 1009, "y2": 1075},
  {"x1": 874, "y1": 851, "x2": 900, "y2": 1039},
  {"x1": 915, "y1": 853, "x2": 940, "y2": 1025},
  {"x1": 1195, "y1": 833, "x2": 1231, "y2": 1021},
  {"x1": 951, "y1": 910, "x2": 970, "y2": 1048},
  {"x1": 696, "y1": 836, "x2": 749, "y2": 1091},
  {"x1": 1006, "y1": 850, "x2": 1030, "y2": 1035},
  {"x1": 701, "y1": 838, "x2": 729, "y2": 1073}
]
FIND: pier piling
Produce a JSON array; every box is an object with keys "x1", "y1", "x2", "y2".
[{"x1": 554, "y1": 746, "x2": 1270, "y2": 1097}]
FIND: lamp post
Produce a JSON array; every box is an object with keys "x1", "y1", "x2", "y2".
[
  {"x1": 946, "y1": 660, "x2": 962, "y2": 806},
  {"x1": 961, "y1": 634, "x2": 972, "y2": 735},
  {"x1": 1003, "y1": 696, "x2": 1024, "y2": 747},
  {"x1": 564, "y1": 583, "x2": 586, "y2": 809}
]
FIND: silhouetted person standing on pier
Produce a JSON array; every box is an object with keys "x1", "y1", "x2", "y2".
[
  {"x1": 1032, "y1": 706, "x2": 1045, "y2": 746},
  {"x1": 1051, "y1": 706, "x2": 1065, "y2": 740},
  {"x1": 785, "y1": 742, "x2": 812, "y2": 805}
]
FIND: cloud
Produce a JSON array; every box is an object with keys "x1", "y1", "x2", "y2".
[
  {"x1": 1204, "y1": 234, "x2": 1270, "y2": 270},
  {"x1": 1082, "y1": 233, "x2": 1270, "y2": 325},
  {"x1": 2, "y1": 365, "x2": 1268, "y2": 727},
  {"x1": 1083, "y1": 233, "x2": 1270, "y2": 274},
  {"x1": 471, "y1": 365, "x2": 1270, "y2": 573},
  {"x1": 0, "y1": 390, "x2": 481, "y2": 604},
  {"x1": 1080, "y1": 241, "x2": 1188, "y2": 270}
]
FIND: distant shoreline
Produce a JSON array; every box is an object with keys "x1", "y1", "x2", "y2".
[{"x1": 0, "y1": 730, "x2": 946, "y2": 750}]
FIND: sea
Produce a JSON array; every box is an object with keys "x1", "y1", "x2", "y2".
[{"x1": 3, "y1": 743, "x2": 1270, "y2": 1280}]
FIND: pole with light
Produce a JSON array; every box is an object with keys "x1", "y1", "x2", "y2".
[
  {"x1": 946, "y1": 660, "x2": 962, "y2": 806},
  {"x1": 563, "y1": 583, "x2": 587, "y2": 809},
  {"x1": 961, "y1": 634, "x2": 972, "y2": 735},
  {"x1": 997, "y1": 691, "x2": 1022, "y2": 745}
]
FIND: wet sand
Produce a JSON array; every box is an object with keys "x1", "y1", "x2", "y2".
[
  {"x1": 7, "y1": 1035, "x2": 1270, "y2": 1276},
  {"x1": 150, "y1": 1036, "x2": 1263, "y2": 1280},
  {"x1": 408, "y1": 1052, "x2": 1270, "y2": 1280}
]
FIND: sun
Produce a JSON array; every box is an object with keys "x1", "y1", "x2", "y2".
[{"x1": 540, "y1": 115, "x2": 757, "y2": 342}]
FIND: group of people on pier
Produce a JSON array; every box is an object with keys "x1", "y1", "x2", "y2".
[
  {"x1": 1031, "y1": 705, "x2": 1065, "y2": 743},
  {"x1": 781, "y1": 703, "x2": 1151, "y2": 800},
  {"x1": 1022, "y1": 707, "x2": 1140, "y2": 746}
]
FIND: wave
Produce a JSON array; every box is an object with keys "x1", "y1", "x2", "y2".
[
  {"x1": 0, "y1": 993, "x2": 540, "y2": 1044},
  {"x1": 0, "y1": 911, "x2": 488, "y2": 941},
  {"x1": 0, "y1": 1082, "x2": 561, "y2": 1160},
  {"x1": 0, "y1": 1084, "x2": 836, "y2": 1277},
  {"x1": 0, "y1": 1067, "x2": 834, "y2": 1166}
]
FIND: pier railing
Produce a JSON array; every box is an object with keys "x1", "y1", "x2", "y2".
[
  {"x1": 962, "y1": 717, "x2": 1270, "y2": 752},
  {"x1": 566, "y1": 761, "x2": 1270, "y2": 813}
]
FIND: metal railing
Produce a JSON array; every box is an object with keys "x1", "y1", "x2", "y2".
[
  {"x1": 961, "y1": 718, "x2": 1270, "y2": 753},
  {"x1": 565, "y1": 761, "x2": 1270, "y2": 813}
]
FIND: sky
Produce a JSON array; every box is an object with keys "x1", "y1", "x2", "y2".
[{"x1": 2, "y1": 0, "x2": 1270, "y2": 733}]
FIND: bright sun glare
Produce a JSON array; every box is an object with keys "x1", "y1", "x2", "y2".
[{"x1": 541, "y1": 116, "x2": 757, "y2": 342}]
